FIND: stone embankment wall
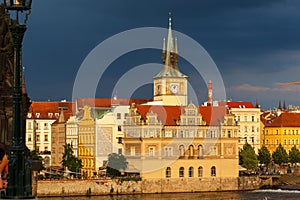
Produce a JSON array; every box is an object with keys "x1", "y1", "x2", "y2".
[{"x1": 37, "y1": 177, "x2": 262, "y2": 197}]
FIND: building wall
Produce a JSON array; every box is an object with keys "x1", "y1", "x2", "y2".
[
  {"x1": 51, "y1": 122, "x2": 66, "y2": 166},
  {"x1": 262, "y1": 126, "x2": 300, "y2": 153},
  {"x1": 78, "y1": 106, "x2": 96, "y2": 178},
  {"x1": 123, "y1": 103, "x2": 239, "y2": 180},
  {"x1": 36, "y1": 177, "x2": 262, "y2": 196},
  {"x1": 231, "y1": 108, "x2": 261, "y2": 153},
  {"x1": 153, "y1": 77, "x2": 188, "y2": 106},
  {"x1": 66, "y1": 116, "x2": 79, "y2": 157}
]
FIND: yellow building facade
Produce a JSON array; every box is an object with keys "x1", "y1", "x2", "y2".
[
  {"x1": 123, "y1": 103, "x2": 239, "y2": 180},
  {"x1": 78, "y1": 106, "x2": 96, "y2": 178},
  {"x1": 261, "y1": 112, "x2": 300, "y2": 153}
]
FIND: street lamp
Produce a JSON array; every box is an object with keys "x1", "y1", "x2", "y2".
[{"x1": 3, "y1": 0, "x2": 34, "y2": 199}]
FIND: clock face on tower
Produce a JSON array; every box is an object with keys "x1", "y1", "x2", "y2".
[{"x1": 170, "y1": 84, "x2": 179, "y2": 94}]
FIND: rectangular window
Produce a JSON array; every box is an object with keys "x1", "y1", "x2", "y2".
[
  {"x1": 150, "y1": 130, "x2": 154, "y2": 138},
  {"x1": 117, "y1": 113, "x2": 121, "y2": 119},
  {"x1": 27, "y1": 122, "x2": 32, "y2": 130},
  {"x1": 276, "y1": 130, "x2": 278, "y2": 135},
  {"x1": 237, "y1": 116, "x2": 240, "y2": 122},
  {"x1": 36, "y1": 134, "x2": 40, "y2": 142},
  {"x1": 44, "y1": 123, "x2": 48, "y2": 130},
  {"x1": 149, "y1": 147, "x2": 155, "y2": 157},
  {"x1": 36, "y1": 122, "x2": 39, "y2": 130},
  {"x1": 244, "y1": 116, "x2": 247, "y2": 122},
  {"x1": 118, "y1": 125, "x2": 122, "y2": 131},
  {"x1": 252, "y1": 126, "x2": 255, "y2": 133},
  {"x1": 45, "y1": 135, "x2": 48, "y2": 142},
  {"x1": 130, "y1": 146, "x2": 135, "y2": 156},
  {"x1": 28, "y1": 134, "x2": 32, "y2": 142},
  {"x1": 164, "y1": 147, "x2": 172, "y2": 157},
  {"x1": 245, "y1": 126, "x2": 248, "y2": 132},
  {"x1": 227, "y1": 131, "x2": 231, "y2": 138},
  {"x1": 251, "y1": 116, "x2": 255, "y2": 122},
  {"x1": 124, "y1": 113, "x2": 129, "y2": 119},
  {"x1": 265, "y1": 139, "x2": 268, "y2": 145},
  {"x1": 275, "y1": 139, "x2": 278, "y2": 145}
]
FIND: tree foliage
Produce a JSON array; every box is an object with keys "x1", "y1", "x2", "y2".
[
  {"x1": 289, "y1": 145, "x2": 300, "y2": 165},
  {"x1": 239, "y1": 143, "x2": 258, "y2": 170},
  {"x1": 258, "y1": 145, "x2": 271, "y2": 165},
  {"x1": 272, "y1": 144, "x2": 288, "y2": 165},
  {"x1": 106, "y1": 153, "x2": 128, "y2": 177},
  {"x1": 61, "y1": 144, "x2": 82, "y2": 178}
]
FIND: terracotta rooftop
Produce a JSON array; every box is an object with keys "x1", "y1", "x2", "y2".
[
  {"x1": 218, "y1": 101, "x2": 255, "y2": 109},
  {"x1": 264, "y1": 112, "x2": 300, "y2": 127},
  {"x1": 76, "y1": 98, "x2": 152, "y2": 109},
  {"x1": 27, "y1": 101, "x2": 73, "y2": 121},
  {"x1": 199, "y1": 106, "x2": 228, "y2": 126},
  {"x1": 135, "y1": 105, "x2": 228, "y2": 126}
]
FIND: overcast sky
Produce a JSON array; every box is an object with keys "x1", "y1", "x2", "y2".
[{"x1": 19, "y1": 0, "x2": 300, "y2": 109}]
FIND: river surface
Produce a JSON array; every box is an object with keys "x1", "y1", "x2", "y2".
[{"x1": 38, "y1": 189, "x2": 300, "y2": 200}]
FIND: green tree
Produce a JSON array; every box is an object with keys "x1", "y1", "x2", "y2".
[
  {"x1": 239, "y1": 143, "x2": 258, "y2": 170},
  {"x1": 272, "y1": 144, "x2": 288, "y2": 165},
  {"x1": 106, "y1": 153, "x2": 128, "y2": 177},
  {"x1": 258, "y1": 145, "x2": 271, "y2": 166},
  {"x1": 61, "y1": 144, "x2": 82, "y2": 178},
  {"x1": 289, "y1": 145, "x2": 300, "y2": 165}
]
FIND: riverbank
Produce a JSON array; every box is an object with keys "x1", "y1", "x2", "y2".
[{"x1": 36, "y1": 176, "x2": 263, "y2": 197}]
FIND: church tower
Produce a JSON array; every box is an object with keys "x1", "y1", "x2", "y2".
[{"x1": 153, "y1": 16, "x2": 188, "y2": 106}]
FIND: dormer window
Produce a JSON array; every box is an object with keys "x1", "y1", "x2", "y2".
[
  {"x1": 27, "y1": 113, "x2": 32, "y2": 118},
  {"x1": 55, "y1": 113, "x2": 59, "y2": 118},
  {"x1": 36, "y1": 113, "x2": 40, "y2": 118},
  {"x1": 48, "y1": 113, "x2": 53, "y2": 118}
]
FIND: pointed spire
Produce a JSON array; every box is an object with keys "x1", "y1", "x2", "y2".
[
  {"x1": 255, "y1": 99, "x2": 260, "y2": 108},
  {"x1": 155, "y1": 14, "x2": 187, "y2": 79},
  {"x1": 174, "y1": 37, "x2": 178, "y2": 54},
  {"x1": 163, "y1": 37, "x2": 166, "y2": 51},
  {"x1": 283, "y1": 100, "x2": 286, "y2": 110},
  {"x1": 165, "y1": 13, "x2": 174, "y2": 67},
  {"x1": 278, "y1": 100, "x2": 282, "y2": 110}
]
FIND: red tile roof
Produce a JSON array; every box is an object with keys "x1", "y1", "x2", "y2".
[
  {"x1": 136, "y1": 105, "x2": 183, "y2": 125},
  {"x1": 135, "y1": 105, "x2": 228, "y2": 126},
  {"x1": 218, "y1": 102, "x2": 255, "y2": 108},
  {"x1": 199, "y1": 106, "x2": 228, "y2": 126},
  {"x1": 76, "y1": 98, "x2": 152, "y2": 109},
  {"x1": 27, "y1": 101, "x2": 73, "y2": 121},
  {"x1": 265, "y1": 112, "x2": 300, "y2": 127}
]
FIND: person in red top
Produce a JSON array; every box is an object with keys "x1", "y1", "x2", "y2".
[{"x1": 0, "y1": 144, "x2": 8, "y2": 189}]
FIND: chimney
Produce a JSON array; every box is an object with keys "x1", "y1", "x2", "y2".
[{"x1": 208, "y1": 80, "x2": 213, "y2": 106}]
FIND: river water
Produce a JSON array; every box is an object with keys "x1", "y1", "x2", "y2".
[{"x1": 38, "y1": 189, "x2": 300, "y2": 200}]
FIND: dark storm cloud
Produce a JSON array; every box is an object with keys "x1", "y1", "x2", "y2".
[{"x1": 17, "y1": 0, "x2": 300, "y2": 108}]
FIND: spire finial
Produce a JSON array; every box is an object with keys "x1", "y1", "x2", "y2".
[{"x1": 169, "y1": 12, "x2": 172, "y2": 27}]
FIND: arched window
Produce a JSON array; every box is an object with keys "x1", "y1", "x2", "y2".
[
  {"x1": 179, "y1": 145, "x2": 185, "y2": 157},
  {"x1": 211, "y1": 166, "x2": 216, "y2": 177},
  {"x1": 189, "y1": 145, "x2": 194, "y2": 157},
  {"x1": 179, "y1": 167, "x2": 184, "y2": 177},
  {"x1": 189, "y1": 167, "x2": 194, "y2": 177},
  {"x1": 198, "y1": 145, "x2": 203, "y2": 158},
  {"x1": 166, "y1": 167, "x2": 171, "y2": 178},
  {"x1": 198, "y1": 166, "x2": 203, "y2": 177}
]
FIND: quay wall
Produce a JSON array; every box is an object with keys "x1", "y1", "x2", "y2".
[{"x1": 37, "y1": 177, "x2": 262, "y2": 197}]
